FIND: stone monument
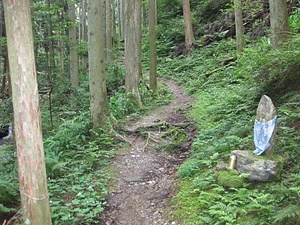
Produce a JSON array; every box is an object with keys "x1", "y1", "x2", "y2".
[{"x1": 230, "y1": 95, "x2": 284, "y2": 182}]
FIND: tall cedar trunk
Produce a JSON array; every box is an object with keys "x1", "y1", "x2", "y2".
[
  {"x1": 182, "y1": 0, "x2": 194, "y2": 54},
  {"x1": 2, "y1": 1, "x2": 52, "y2": 224},
  {"x1": 124, "y1": 0, "x2": 143, "y2": 107},
  {"x1": 112, "y1": 0, "x2": 117, "y2": 45},
  {"x1": 120, "y1": 0, "x2": 124, "y2": 41},
  {"x1": 46, "y1": 0, "x2": 55, "y2": 80},
  {"x1": 106, "y1": 0, "x2": 113, "y2": 63},
  {"x1": 234, "y1": 0, "x2": 244, "y2": 52},
  {"x1": 88, "y1": 0, "x2": 110, "y2": 129},
  {"x1": 117, "y1": 0, "x2": 121, "y2": 40},
  {"x1": 269, "y1": 0, "x2": 291, "y2": 49},
  {"x1": 0, "y1": 1, "x2": 3, "y2": 98},
  {"x1": 149, "y1": 0, "x2": 157, "y2": 92},
  {"x1": 137, "y1": 0, "x2": 142, "y2": 77},
  {"x1": 68, "y1": 1, "x2": 79, "y2": 87},
  {"x1": 57, "y1": 6, "x2": 65, "y2": 76},
  {"x1": 81, "y1": 0, "x2": 88, "y2": 74}
]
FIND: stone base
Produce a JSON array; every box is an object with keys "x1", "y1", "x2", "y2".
[{"x1": 231, "y1": 150, "x2": 284, "y2": 182}]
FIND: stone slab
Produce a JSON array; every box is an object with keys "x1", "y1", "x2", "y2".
[{"x1": 232, "y1": 150, "x2": 283, "y2": 182}]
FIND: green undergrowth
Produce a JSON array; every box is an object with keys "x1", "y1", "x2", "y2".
[
  {"x1": 0, "y1": 70, "x2": 174, "y2": 223},
  {"x1": 159, "y1": 37, "x2": 300, "y2": 224}
]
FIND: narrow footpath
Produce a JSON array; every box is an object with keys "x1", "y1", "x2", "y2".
[{"x1": 99, "y1": 80, "x2": 196, "y2": 225}]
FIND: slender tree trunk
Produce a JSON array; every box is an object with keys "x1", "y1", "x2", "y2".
[
  {"x1": 46, "y1": 0, "x2": 55, "y2": 79},
  {"x1": 269, "y1": 0, "x2": 291, "y2": 49},
  {"x1": 106, "y1": 0, "x2": 113, "y2": 63},
  {"x1": 149, "y1": 0, "x2": 157, "y2": 92},
  {"x1": 88, "y1": 0, "x2": 110, "y2": 129},
  {"x1": 68, "y1": 1, "x2": 79, "y2": 87},
  {"x1": 124, "y1": 0, "x2": 143, "y2": 107},
  {"x1": 3, "y1": 0, "x2": 52, "y2": 224},
  {"x1": 57, "y1": 7, "x2": 65, "y2": 76},
  {"x1": 4, "y1": 46, "x2": 10, "y2": 96},
  {"x1": 120, "y1": 0, "x2": 124, "y2": 41},
  {"x1": 117, "y1": 0, "x2": 121, "y2": 41},
  {"x1": 101, "y1": 0, "x2": 107, "y2": 56},
  {"x1": 137, "y1": 0, "x2": 142, "y2": 77},
  {"x1": 112, "y1": 0, "x2": 117, "y2": 45},
  {"x1": 182, "y1": 0, "x2": 195, "y2": 54},
  {"x1": 0, "y1": 1, "x2": 3, "y2": 98},
  {"x1": 234, "y1": 0, "x2": 244, "y2": 53},
  {"x1": 81, "y1": 0, "x2": 88, "y2": 74}
]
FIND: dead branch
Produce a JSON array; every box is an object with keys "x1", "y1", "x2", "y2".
[{"x1": 142, "y1": 132, "x2": 151, "y2": 152}]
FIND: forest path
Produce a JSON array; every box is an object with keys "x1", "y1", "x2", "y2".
[{"x1": 99, "y1": 79, "x2": 196, "y2": 225}]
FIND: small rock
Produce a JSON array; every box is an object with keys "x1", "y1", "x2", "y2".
[{"x1": 153, "y1": 211, "x2": 159, "y2": 216}]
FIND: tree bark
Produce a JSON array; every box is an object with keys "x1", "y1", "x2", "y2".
[
  {"x1": 120, "y1": 0, "x2": 124, "y2": 41},
  {"x1": 0, "y1": 1, "x2": 3, "y2": 98},
  {"x1": 149, "y1": 0, "x2": 157, "y2": 92},
  {"x1": 181, "y1": 0, "x2": 195, "y2": 54},
  {"x1": 81, "y1": 0, "x2": 88, "y2": 74},
  {"x1": 124, "y1": 0, "x2": 143, "y2": 107},
  {"x1": 88, "y1": 0, "x2": 110, "y2": 129},
  {"x1": 112, "y1": 0, "x2": 117, "y2": 47},
  {"x1": 106, "y1": 0, "x2": 113, "y2": 63},
  {"x1": 46, "y1": 0, "x2": 55, "y2": 81},
  {"x1": 2, "y1": 0, "x2": 52, "y2": 224},
  {"x1": 269, "y1": 0, "x2": 291, "y2": 49},
  {"x1": 234, "y1": 0, "x2": 244, "y2": 53},
  {"x1": 68, "y1": 1, "x2": 79, "y2": 87}
]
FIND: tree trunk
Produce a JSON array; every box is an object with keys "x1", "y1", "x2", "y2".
[
  {"x1": 2, "y1": 1, "x2": 52, "y2": 224},
  {"x1": 46, "y1": 0, "x2": 55, "y2": 81},
  {"x1": 106, "y1": 0, "x2": 113, "y2": 63},
  {"x1": 117, "y1": 0, "x2": 121, "y2": 41},
  {"x1": 57, "y1": 7, "x2": 65, "y2": 77},
  {"x1": 234, "y1": 0, "x2": 244, "y2": 53},
  {"x1": 137, "y1": 0, "x2": 142, "y2": 77},
  {"x1": 68, "y1": 1, "x2": 79, "y2": 87},
  {"x1": 120, "y1": 0, "x2": 124, "y2": 41},
  {"x1": 112, "y1": 0, "x2": 117, "y2": 47},
  {"x1": 0, "y1": 1, "x2": 3, "y2": 98},
  {"x1": 81, "y1": 0, "x2": 88, "y2": 74},
  {"x1": 181, "y1": 0, "x2": 195, "y2": 54},
  {"x1": 149, "y1": 0, "x2": 157, "y2": 92},
  {"x1": 269, "y1": 0, "x2": 291, "y2": 49},
  {"x1": 88, "y1": 0, "x2": 110, "y2": 129},
  {"x1": 124, "y1": 0, "x2": 143, "y2": 107}
]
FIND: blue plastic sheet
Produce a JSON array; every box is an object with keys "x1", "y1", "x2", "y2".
[{"x1": 253, "y1": 116, "x2": 277, "y2": 155}]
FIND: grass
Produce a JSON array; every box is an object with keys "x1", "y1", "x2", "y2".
[{"x1": 157, "y1": 36, "x2": 300, "y2": 224}]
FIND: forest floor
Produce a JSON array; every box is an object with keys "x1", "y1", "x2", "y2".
[{"x1": 98, "y1": 79, "x2": 197, "y2": 225}]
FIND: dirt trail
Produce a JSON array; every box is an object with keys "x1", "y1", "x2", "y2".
[{"x1": 99, "y1": 80, "x2": 196, "y2": 225}]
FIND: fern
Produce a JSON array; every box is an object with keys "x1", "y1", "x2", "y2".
[
  {"x1": 273, "y1": 204, "x2": 300, "y2": 224},
  {"x1": 0, "y1": 203, "x2": 15, "y2": 213}
]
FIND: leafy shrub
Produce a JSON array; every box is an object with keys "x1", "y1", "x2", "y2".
[
  {"x1": 0, "y1": 146, "x2": 19, "y2": 214},
  {"x1": 43, "y1": 111, "x2": 116, "y2": 223},
  {"x1": 289, "y1": 8, "x2": 300, "y2": 33},
  {"x1": 106, "y1": 63, "x2": 125, "y2": 95}
]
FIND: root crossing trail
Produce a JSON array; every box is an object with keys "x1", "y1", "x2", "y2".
[{"x1": 99, "y1": 80, "x2": 196, "y2": 225}]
